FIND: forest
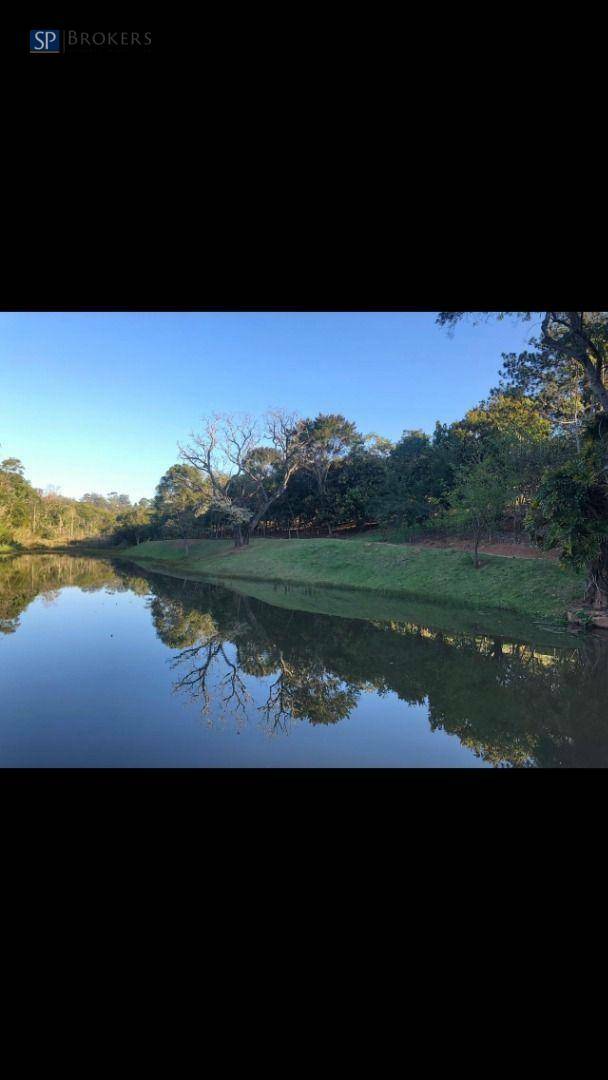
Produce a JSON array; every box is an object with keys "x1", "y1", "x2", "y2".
[{"x1": 0, "y1": 459, "x2": 146, "y2": 549}]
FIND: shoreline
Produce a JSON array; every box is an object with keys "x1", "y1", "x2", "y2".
[
  {"x1": 4, "y1": 536, "x2": 587, "y2": 623},
  {"x1": 113, "y1": 537, "x2": 585, "y2": 623}
]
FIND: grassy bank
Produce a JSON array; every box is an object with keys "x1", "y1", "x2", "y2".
[{"x1": 119, "y1": 538, "x2": 585, "y2": 621}]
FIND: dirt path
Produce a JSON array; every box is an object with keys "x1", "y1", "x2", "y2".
[{"x1": 412, "y1": 538, "x2": 559, "y2": 561}]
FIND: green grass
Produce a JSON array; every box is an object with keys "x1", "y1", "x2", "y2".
[{"x1": 119, "y1": 537, "x2": 585, "y2": 621}]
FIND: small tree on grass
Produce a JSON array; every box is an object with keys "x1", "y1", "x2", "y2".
[{"x1": 449, "y1": 461, "x2": 510, "y2": 568}]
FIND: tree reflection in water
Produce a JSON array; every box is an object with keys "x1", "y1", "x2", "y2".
[
  {"x1": 2, "y1": 554, "x2": 608, "y2": 767},
  {"x1": 144, "y1": 571, "x2": 608, "y2": 767},
  {"x1": 171, "y1": 638, "x2": 253, "y2": 726},
  {"x1": 0, "y1": 553, "x2": 151, "y2": 634},
  {"x1": 150, "y1": 590, "x2": 360, "y2": 733}
]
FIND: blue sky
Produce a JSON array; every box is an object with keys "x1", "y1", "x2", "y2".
[{"x1": 0, "y1": 311, "x2": 540, "y2": 502}]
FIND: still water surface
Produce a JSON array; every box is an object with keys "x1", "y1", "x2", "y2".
[{"x1": 1, "y1": 554, "x2": 606, "y2": 767}]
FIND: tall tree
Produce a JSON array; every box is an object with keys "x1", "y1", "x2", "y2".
[
  {"x1": 1, "y1": 458, "x2": 25, "y2": 476},
  {"x1": 455, "y1": 394, "x2": 556, "y2": 537},
  {"x1": 114, "y1": 503, "x2": 153, "y2": 545},
  {"x1": 438, "y1": 312, "x2": 608, "y2": 416},
  {"x1": 153, "y1": 464, "x2": 212, "y2": 536},
  {"x1": 300, "y1": 414, "x2": 361, "y2": 534},
  {"x1": 376, "y1": 430, "x2": 444, "y2": 531},
  {"x1": 179, "y1": 411, "x2": 311, "y2": 546}
]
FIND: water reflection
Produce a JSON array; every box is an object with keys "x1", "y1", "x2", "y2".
[
  {"x1": 143, "y1": 570, "x2": 608, "y2": 767},
  {"x1": 0, "y1": 553, "x2": 150, "y2": 634},
  {"x1": 2, "y1": 554, "x2": 608, "y2": 767},
  {"x1": 149, "y1": 588, "x2": 361, "y2": 732}
]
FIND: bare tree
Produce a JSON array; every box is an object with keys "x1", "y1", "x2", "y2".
[
  {"x1": 170, "y1": 638, "x2": 252, "y2": 724},
  {"x1": 179, "y1": 410, "x2": 310, "y2": 546}
]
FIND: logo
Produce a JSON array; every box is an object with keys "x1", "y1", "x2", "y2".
[{"x1": 29, "y1": 30, "x2": 63, "y2": 53}]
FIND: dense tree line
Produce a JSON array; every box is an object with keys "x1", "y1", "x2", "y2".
[
  {"x1": 0, "y1": 456, "x2": 137, "y2": 548},
  {"x1": 438, "y1": 312, "x2": 608, "y2": 606},
  {"x1": 119, "y1": 311, "x2": 608, "y2": 613},
  {"x1": 117, "y1": 396, "x2": 581, "y2": 565}
]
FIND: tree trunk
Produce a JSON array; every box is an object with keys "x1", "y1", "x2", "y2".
[
  {"x1": 585, "y1": 538, "x2": 608, "y2": 609},
  {"x1": 474, "y1": 532, "x2": 481, "y2": 569},
  {"x1": 233, "y1": 524, "x2": 243, "y2": 547}
]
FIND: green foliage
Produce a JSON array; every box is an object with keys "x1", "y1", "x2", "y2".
[
  {"x1": 113, "y1": 502, "x2": 155, "y2": 545},
  {"x1": 438, "y1": 312, "x2": 608, "y2": 606},
  {"x1": 302, "y1": 413, "x2": 361, "y2": 483},
  {"x1": 152, "y1": 463, "x2": 213, "y2": 537},
  {"x1": 291, "y1": 413, "x2": 363, "y2": 533},
  {"x1": 126, "y1": 389, "x2": 581, "y2": 571},
  {"x1": 1, "y1": 458, "x2": 25, "y2": 476},
  {"x1": 530, "y1": 440, "x2": 608, "y2": 570},
  {"x1": 371, "y1": 395, "x2": 554, "y2": 542},
  {"x1": 375, "y1": 430, "x2": 446, "y2": 529},
  {"x1": 449, "y1": 460, "x2": 512, "y2": 564},
  {"x1": 330, "y1": 447, "x2": 387, "y2": 527},
  {"x1": 81, "y1": 491, "x2": 131, "y2": 510},
  {"x1": 463, "y1": 393, "x2": 552, "y2": 446},
  {"x1": 438, "y1": 311, "x2": 608, "y2": 421},
  {"x1": 0, "y1": 458, "x2": 133, "y2": 547}
]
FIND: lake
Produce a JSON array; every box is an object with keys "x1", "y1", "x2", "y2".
[{"x1": 1, "y1": 553, "x2": 607, "y2": 767}]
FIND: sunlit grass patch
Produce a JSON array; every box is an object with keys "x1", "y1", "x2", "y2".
[{"x1": 120, "y1": 537, "x2": 585, "y2": 621}]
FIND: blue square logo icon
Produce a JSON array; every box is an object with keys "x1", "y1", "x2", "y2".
[{"x1": 30, "y1": 30, "x2": 62, "y2": 52}]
